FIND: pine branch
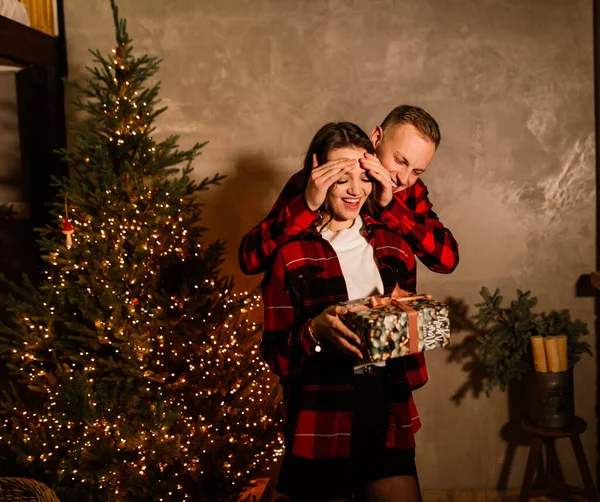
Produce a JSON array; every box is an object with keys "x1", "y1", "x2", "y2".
[{"x1": 474, "y1": 286, "x2": 592, "y2": 395}]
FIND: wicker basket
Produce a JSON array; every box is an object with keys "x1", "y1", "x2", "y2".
[{"x1": 0, "y1": 477, "x2": 60, "y2": 502}]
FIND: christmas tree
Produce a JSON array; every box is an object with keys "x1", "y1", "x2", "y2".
[{"x1": 0, "y1": 2, "x2": 282, "y2": 501}]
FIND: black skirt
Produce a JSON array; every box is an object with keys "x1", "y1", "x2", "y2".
[{"x1": 277, "y1": 368, "x2": 418, "y2": 501}]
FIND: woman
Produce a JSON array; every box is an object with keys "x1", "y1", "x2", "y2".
[{"x1": 261, "y1": 122, "x2": 422, "y2": 502}]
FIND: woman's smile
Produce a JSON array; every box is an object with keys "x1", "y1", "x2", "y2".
[{"x1": 341, "y1": 197, "x2": 362, "y2": 209}]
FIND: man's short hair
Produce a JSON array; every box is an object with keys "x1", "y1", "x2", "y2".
[{"x1": 380, "y1": 105, "x2": 441, "y2": 149}]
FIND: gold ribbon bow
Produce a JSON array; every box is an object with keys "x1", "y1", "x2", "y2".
[{"x1": 348, "y1": 285, "x2": 432, "y2": 354}]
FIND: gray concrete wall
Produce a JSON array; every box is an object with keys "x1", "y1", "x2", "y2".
[{"x1": 63, "y1": 0, "x2": 596, "y2": 489}]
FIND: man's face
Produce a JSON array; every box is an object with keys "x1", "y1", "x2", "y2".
[{"x1": 372, "y1": 124, "x2": 436, "y2": 192}]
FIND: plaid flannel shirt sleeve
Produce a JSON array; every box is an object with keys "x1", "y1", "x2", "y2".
[
  {"x1": 379, "y1": 179, "x2": 459, "y2": 274},
  {"x1": 238, "y1": 173, "x2": 319, "y2": 275},
  {"x1": 260, "y1": 251, "x2": 319, "y2": 382}
]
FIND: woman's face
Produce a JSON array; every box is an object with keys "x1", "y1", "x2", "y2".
[{"x1": 325, "y1": 147, "x2": 372, "y2": 229}]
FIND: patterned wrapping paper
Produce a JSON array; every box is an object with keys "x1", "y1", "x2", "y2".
[{"x1": 339, "y1": 291, "x2": 451, "y2": 363}]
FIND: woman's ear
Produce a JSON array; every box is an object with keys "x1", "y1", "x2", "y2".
[
  {"x1": 370, "y1": 126, "x2": 383, "y2": 149},
  {"x1": 312, "y1": 153, "x2": 319, "y2": 169}
]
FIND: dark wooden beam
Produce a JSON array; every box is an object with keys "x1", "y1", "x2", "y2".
[
  {"x1": 56, "y1": 0, "x2": 68, "y2": 77},
  {"x1": 0, "y1": 15, "x2": 59, "y2": 68},
  {"x1": 593, "y1": 0, "x2": 600, "y2": 487}
]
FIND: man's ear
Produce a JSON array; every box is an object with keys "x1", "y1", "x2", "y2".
[{"x1": 370, "y1": 126, "x2": 383, "y2": 149}]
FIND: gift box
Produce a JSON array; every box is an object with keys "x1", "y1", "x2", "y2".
[{"x1": 339, "y1": 285, "x2": 450, "y2": 362}]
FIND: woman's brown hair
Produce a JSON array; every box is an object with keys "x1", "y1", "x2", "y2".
[{"x1": 301, "y1": 122, "x2": 376, "y2": 230}]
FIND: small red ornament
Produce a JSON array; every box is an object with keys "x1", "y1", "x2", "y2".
[
  {"x1": 62, "y1": 217, "x2": 74, "y2": 249},
  {"x1": 62, "y1": 194, "x2": 74, "y2": 249}
]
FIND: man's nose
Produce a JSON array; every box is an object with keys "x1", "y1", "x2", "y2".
[{"x1": 398, "y1": 168, "x2": 410, "y2": 186}]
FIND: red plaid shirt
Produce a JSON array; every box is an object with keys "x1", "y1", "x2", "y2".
[
  {"x1": 260, "y1": 216, "x2": 427, "y2": 458},
  {"x1": 239, "y1": 172, "x2": 459, "y2": 276}
]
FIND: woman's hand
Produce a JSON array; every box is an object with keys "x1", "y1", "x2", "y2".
[
  {"x1": 310, "y1": 306, "x2": 363, "y2": 359},
  {"x1": 305, "y1": 154, "x2": 356, "y2": 211},
  {"x1": 359, "y1": 153, "x2": 394, "y2": 207}
]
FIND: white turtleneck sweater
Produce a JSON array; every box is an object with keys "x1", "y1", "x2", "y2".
[{"x1": 321, "y1": 216, "x2": 384, "y2": 301}]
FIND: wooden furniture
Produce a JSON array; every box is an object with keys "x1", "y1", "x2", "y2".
[
  {"x1": 0, "y1": 477, "x2": 60, "y2": 501},
  {"x1": 518, "y1": 416, "x2": 598, "y2": 502},
  {"x1": 0, "y1": 3, "x2": 67, "y2": 283},
  {"x1": 0, "y1": 5, "x2": 67, "y2": 228}
]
